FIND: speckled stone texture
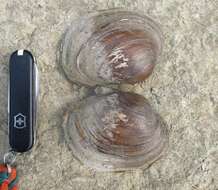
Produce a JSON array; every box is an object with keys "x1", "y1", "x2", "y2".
[{"x1": 0, "y1": 0, "x2": 217, "y2": 189}]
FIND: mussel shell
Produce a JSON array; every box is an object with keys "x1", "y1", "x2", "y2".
[
  {"x1": 63, "y1": 92, "x2": 168, "y2": 171},
  {"x1": 61, "y1": 9, "x2": 163, "y2": 86}
]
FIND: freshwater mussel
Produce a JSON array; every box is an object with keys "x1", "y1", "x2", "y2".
[
  {"x1": 61, "y1": 9, "x2": 168, "y2": 171},
  {"x1": 63, "y1": 92, "x2": 168, "y2": 171},
  {"x1": 61, "y1": 9, "x2": 163, "y2": 86}
]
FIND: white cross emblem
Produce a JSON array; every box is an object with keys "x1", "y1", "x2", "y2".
[{"x1": 14, "y1": 113, "x2": 26, "y2": 129}]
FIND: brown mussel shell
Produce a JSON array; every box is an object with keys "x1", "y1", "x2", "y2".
[
  {"x1": 63, "y1": 92, "x2": 168, "y2": 171},
  {"x1": 61, "y1": 9, "x2": 163, "y2": 86}
]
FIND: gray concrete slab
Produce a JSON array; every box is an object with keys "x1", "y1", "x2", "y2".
[{"x1": 0, "y1": 0, "x2": 217, "y2": 189}]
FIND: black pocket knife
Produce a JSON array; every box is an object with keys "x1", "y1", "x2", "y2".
[{"x1": 9, "y1": 50, "x2": 38, "y2": 153}]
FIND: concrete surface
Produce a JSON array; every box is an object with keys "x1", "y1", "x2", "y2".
[{"x1": 0, "y1": 0, "x2": 217, "y2": 189}]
